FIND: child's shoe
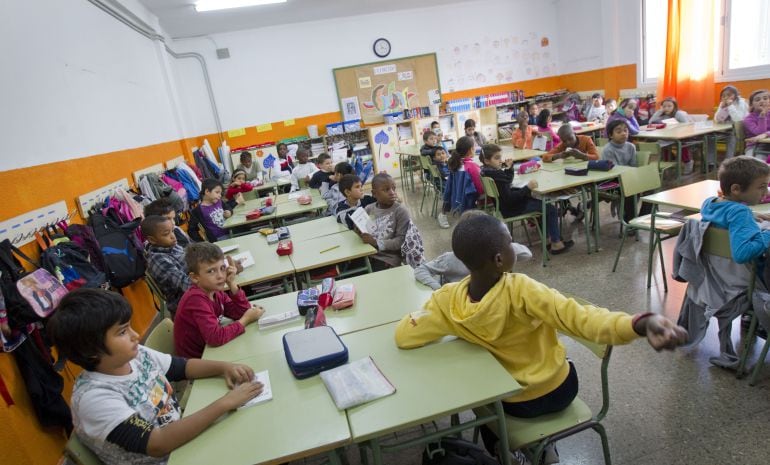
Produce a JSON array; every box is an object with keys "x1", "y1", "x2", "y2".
[
  {"x1": 437, "y1": 213, "x2": 450, "y2": 229},
  {"x1": 495, "y1": 444, "x2": 531, "y2": 465}
]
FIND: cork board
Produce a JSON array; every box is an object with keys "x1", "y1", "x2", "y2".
[{"x1": 333, "y1": 53, "x2": 441, "y2": 125}]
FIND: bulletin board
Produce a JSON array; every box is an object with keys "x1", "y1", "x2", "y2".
[{"x1": 333, "y1": 53, "x2": 441, "y2": 125}]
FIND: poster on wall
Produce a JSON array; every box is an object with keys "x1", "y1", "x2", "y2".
[
  {"x1": 357, "y1": 59, "x2": 418, "y2": 123},
  {"x1": 342, "y1": 96, "x2": 361, "y2": 121}
]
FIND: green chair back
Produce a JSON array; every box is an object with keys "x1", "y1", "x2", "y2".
[
  {"x1": 144, "y1": 318, "x2": 175, "y2": 355},
  {"x1": 480, "y1": 176, "x2": 502, "y2": 217},
  {"x1": 418, "y1": 155, "x2": 432, "y2": 170},
  {"x1": 636, "y1": 150, "x2": 652, "y2": 167},
  {"x1": 636, "y1": 141, "x2": 661, "y2": 156},
  {"x1": 734, "y1": 120, "x2": 746, "y2": 155},
  {"x1": 65, "y1": 434, "x2": 104, "y2": 465},
  {"x1": 702, "y1": 225, "x2": 732, "y2": 259},
  {"x1": 619, "y1": 163, "x2": 660, "y2": 198},
  {"x1": 241, "y1": 190, "x2": 258, "y2": 201},
  {"x1": 145, "y1": 273, "x2": 169, "y2": 318},
  {"x1": 596, "y1": 137, "x2": 609, "y2": 147}
]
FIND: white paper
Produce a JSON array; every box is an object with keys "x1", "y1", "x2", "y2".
[
  {"x1": 532, "y1": 135, "x2": 548, "y2": 151},
  {"x1": 342, "y1": 96, "x2": 361, "y2": 121},
  {"x1": 231, "y1": 251, "x2": 254, "y2": 269},
  {"x1": 320, "y1": 357, "x2": 396, "y2": 410},
  {"x1": 239, "y1": 371, "x2": 273, "y2": 409},
  {"x1": 219, "y1": 245, "x2": 238, "y2": 254},
  {"x1": 662, "y1": 117, "x2": 680, "y2": 125},
  {"x1": 258, "y1": 309, "x2": 301, "y2": 329},
  {"x1": 288, "y1": 189, "x2": 309, "y2": 200},
  {"x1": 349, "y1": 207, "x2": 374, "y2": 234},
  {"x1": 428, "y1": 89, "x2": 441, "y2": 104},
  {"x1": 331, "y1": 148, "x2": 349, "y2": 164}
]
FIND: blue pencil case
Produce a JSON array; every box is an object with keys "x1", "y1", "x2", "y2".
[{"x1": 283, "y1": 326, "x2": 349, "y2": 379}]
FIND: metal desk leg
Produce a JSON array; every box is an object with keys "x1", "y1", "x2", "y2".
[
  {"x1": 580, "y1": 187, "x2": 592, "y2": 254},
  {"x1": 676, "y1": 140, "x2": 682, "y2": 181},
  {"x1": 326, "y1": 448, "x2": 343, "y2": 465},
  {"x1": 494, "y1": 400, "x2": 513, "y2": 465},
  {"x1": 364, "y1": 257, "x2": 373, "y2": 274},
  {"x1": 592, "y1": 183, "x2": 602, "y2": 252},
  {"x1": 371, "y1": 438, "x2": 384, "y2": 465},
  {"x1": 541, "y1": 198, "x2": 548, "y2": 266},
  {"x1": 647, "y1": 203, "x2": 657, "y2": 288}
]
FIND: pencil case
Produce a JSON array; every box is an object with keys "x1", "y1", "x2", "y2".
[
  {"x1": 646, "y1": 123, "x2": 667, "y2": 129},
  {"x1": 283, "y1": 326, "x2": 348, "y2": 379},
  {"x1": 587, "y1": 160, "x2": 614, "y2": 171},
  {"x1": 297, "y1": 195, "x2": 313, "y2": 205},
  {"x1": 564, "y1": 167, "x2": 588, "y2": 176},
  {"x1": 260, "y1": 206, "x2": 275, "y2": 215},
  {"x1": 296, "y1": 288, "x2": 320, "y2": 316},
  {"x1": 276, "y1": 240, "x2": 293, "y2": 256},
  {"x1": 332, "y1": 283, "x2": 356, "y2": 310},
  {"x1": 277, "y1": 227, "x2": 290, "y2": 240},
  {"x1": 246, "y1": 210, "x2": 262, "y2": 220},
  {"x1": 518, "y1": 160, "x2": 540, "y2": 174}
]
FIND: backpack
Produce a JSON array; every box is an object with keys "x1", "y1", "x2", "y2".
[
  {"x1": 88, "y1": 211, "x2": 146, "y2": 288},
  {"x1": 0, "y1": 240, "x2": 41, "y2": 329},
  {"x1": 401, "y1": 221, "x2": 425, "y2": 268},
  {"x1": 146, "y1": 173, "x2": 186, "y2": 214},
  {"x1": 422, "y1": 437, "x2": 499, "y2": 465},
  {"x1": 39, "y1": 241, "x2": 107, "y2": 290},
  {"x1": 65, "y1": 224, "x2": 108, "y2": 273}
]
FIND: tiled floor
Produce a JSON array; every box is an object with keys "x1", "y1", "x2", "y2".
[{"x1": 293, "y1": 169, "x2": 770, "y2": 465}]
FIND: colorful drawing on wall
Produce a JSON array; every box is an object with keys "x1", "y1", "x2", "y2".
[
  {"x1": 372, "y1": 126, "x2": 400, "y2": 176},
  {"x1": 361, "y1": 81, "x2": 417, "y2": 113},
  {"x1": 355, "y1": 60, "x2": 419, "y2": 123}
]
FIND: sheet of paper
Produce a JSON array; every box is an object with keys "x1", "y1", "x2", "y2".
[
  {"x1": 349, "y1": 207, "x2": 374, "y2": 234},
  {"x1": 259, "y1": 309, "x2": 301, "y2": 329},
  {"x1": 219, "y1": 245, "x2": 238, "y2": 254},
  {"x1": 227, "y1": 128, "x2": 246, "y2": 138},
  {"x1": 342, "y1": 96, "x2": 361, "y2": 121},
  {"x1": 239, "y1": 371, "x2": 273, "y2": 409},
  {"x1": 532, "y1": 135, "x2": 548, "y2": 151},
  {"x1": 231, "y1": 251, "x2": 254, "y2": 268},
  {"x1": 320, "y1": 357, "x2": 396, "y2": 410}
]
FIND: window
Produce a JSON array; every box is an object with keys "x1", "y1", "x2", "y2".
[
  {"x1": 642, "y1": 0, "x2": 770, "y2": 83},
  {"x1": 723, "y1": 0, "x2": 770, "y2": 76}
]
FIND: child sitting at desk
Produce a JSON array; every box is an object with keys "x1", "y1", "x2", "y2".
[
  {"x1": 512, "y1": 112, "x2": 535, "y2": 149},
  {"x1": 542, "y1": 124, "x2": 599, "y2": 162},
  {"x1": 142, "y1": 215, "x2": 191, "y2": 316},
  {"x1": 189, "y1": 179, "x2": 244, "y2": 243},
  {"x1": 144, "y1": 198, "x2": 190, "y2": 248},
  {"x1": 430, "y1": 120, "x2": 444, "y2": 143},
  {"x1": 744, "y1": 89, "x2": 770, "y2": 159},
  {"x1": 276, "y1": 143, "x2": 294, "y2": 173},
  {"x1": 479, "y1": 144, "x2": 572, "y2": 255},
  {"x1": 235, "y1": 150, "x2": 262, "y2": 182},
  {"x1": 322, "y1": 161, "x2": 354, "y2": 216},
  {"x1": 464, "y1": 118, "x2": 487, "y2": 152},
  {"x1": 606, "y1": 98, "x2": 640, "y2": 137},
  {"x1": 701, "y1": 156, "x2": 770, "y2": 264},
  {"x1": 601, "y1": 119, "x2": 652, "y2": 224},
  {"x1": 395, "y1": 214, "x2": 687, "y2": 463},
  {"x1": 649, "y1": 96, "x2": 693, "y2": 172},
  {"x1": 714, "y1": 85, "x2": 749, "y2": 159},
  {"x1": 225, "y1": 169, "x2": 254, "y2": 201},
  {"x1": 335, "y1": 174, "x2": 376, "y2": 229},
  {"x1": 48, "y1": 288, "x2": 264, "y2": 465},
  {"x1": 415, "y1": 211, "x2": 532, "y2": 290},
  {"x1": 358, "y1": 173, "x2": 420, "y2": 271},
  {"x1": 583, "y1": 93, "x2": 607, "y2": 122},
  {"x1": 290, "y1": 148, "x2": 318, "y2": 192},
  {"x1": 174, "y1": 243, "x2": 265, "y2": 359},
  {"x1": 535, "y1": 109, "x2": 560, "y2": 151},
  {"x1": 420, "y1": 130, "x2": 439, "y2": 158},
  {"x1": 527, "y1": 103, "x2": 540, "y2": 125},
  {"x1": 309, "y1": 153, "x2": 334, "y2": 189}
]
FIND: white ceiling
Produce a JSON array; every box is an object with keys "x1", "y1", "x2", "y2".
[{"x1": 137, "y1": 0, "x2": 479, "y2": 39}]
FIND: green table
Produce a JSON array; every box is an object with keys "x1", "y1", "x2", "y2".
[
  {"x1": 216, "y1": 234, "x2": 296, "y2": 292},
  {"x1": 288, "y1": 216, "x2": 349, "y2": 242},
  {"x1": 224, "y1": 190, "x2": 326, "y2": 231},
  {"x1": 290, "y1": 230, "x2": 376, "y2": 284},
  {"x1": 252, "y1": 177, "x2": 291, "y2": 194},
  {"x1": 344, "y1": 322, "x2": 522, "y2": 465},
  {"x1": 203, "y1": 266, "x2": 433, "y2": 362},
  {"x1": 166, "y1": 351, "x2": 348, "y2": 465}
]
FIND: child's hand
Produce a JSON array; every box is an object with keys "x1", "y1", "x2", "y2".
[
  {"x1": 502, "y1": 159, "x2": 514, "y2": 168},
  {"x1": 527, "y1": 179, "x2": 538, "y2": 190},
  {"x1": 223, "y1": 363, "x2": 255, "y2": 388},
  {"x1": 756, "y1": 213, "x2": 770, "y2": 222},
  {"x1": 239, "y1": 305, "x2": 265, "y2": 327},
  {"x1": 635, "y1": 314, "x2": 688, "y2": 351},
  {"x1": 220, "y1": 380, "x2": 264, "y2": 411},
  {"x1": 224, "y1": 210, "x2": 233, "y2": 219},
  {"x1": 235, "y1": 193, "x2": 245, "y2": 205},
  {"x1": 360, "y1": 233, "x2": 378, "y2": 248},
  {"x1": 225, "y1": 256, "x2": 238, "y2": 282}
]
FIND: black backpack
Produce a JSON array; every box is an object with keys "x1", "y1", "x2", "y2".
[
  {"x1": 422, "y1": 437, "x2": 500, "y2": 465},
  {"x1": 39, "y1": 241, "x2": 107, "y2": 290},
  {"x1": 88, "y1": 211, "x2": 146, "y2": 288},
  {"x1": 0, "y1": 239, "x2": 44, "y2": 329}
]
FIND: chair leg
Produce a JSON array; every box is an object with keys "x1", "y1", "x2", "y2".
[
  {"x1": 749, "y1": 336, "x2": 770, "y2": 386},
  {"x1": 737, "y1": 312, "x2": 759, "y2": 377},
  {"x1": 656, "y1": 233, "x2": 669, "y2": 293},
  {"x1": 592, "y1": 423, "x2": 613, "y2": 465},
  {"x1": 529, "y1": 441, "x2": 547, "y2": 465},
  {"x1": 612, "y1": 230, "x2": 629, "y2": 272},
  {"x1": 522, "y1": 220, "x2": 532, "y2": 246}
]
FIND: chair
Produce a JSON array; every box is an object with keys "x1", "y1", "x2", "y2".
[
  {"x1": 65, "y1": 434, "x2": 104, "y2": 465},
  {"x1": 636, "y1": 141, "x2": 675, "y2": 175},
  {"x1": 479, "y1": 176, "x2": 542, "y2": 247},
  {"x1": 592, "y1": 151, "x2": 651, "y2": 237},
  {"x1": 611, "y1": 164, "x2": 682, "y2": 292},
  {"x1": 734, "y1": 120, "x2": 746, "y2": 155},
  {"x1": 241, "y1": 189, "x2": 258, "y2": 201},
  {"x1": 427, "y1": 164, "x2": 445, "y2": 218},
  {"x1": 473, "y1": 333, "x2": 614, "y2": 465},
  {"x1": 595, "y1": 137, "x2": 609, "y2": 147},
  {"x1": 418, "y1": 155, "x2": 437, "y2": 216},
  {"x1": 143, "y1": 318, "x2": 193, "y2": 409},
  {"x1": 145, "y1": 273, "x2": 169, "y2": 319}
]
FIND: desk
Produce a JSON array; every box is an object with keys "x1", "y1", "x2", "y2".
[
  {"x1": 633, "y1": 122, "x2": 732, "y2": 179},
  {"x1": 344, "y1": 322, "x2": 522, "y2": 465},
  {"x1": 573, "y1": 122, "x2": 606, "y2": 139},
  {"x1": 224, "y1": 191, "x2": 326, "y2": 231},
  {"x1": 167, "y1": 351, "x2": 349, "y2": 465},
  {"x1": 216, "y1": 234, "x2": 296, "y2": 293},
  {"x1": 203, "y1": 266, "x2": 433, "y2": 362},
  {"x1": 288, "y1": 216, "x2": 348, "y2": 242},
  {"x1": 290, "y1": 230, "x2": 376, "y2": 284},
  {"x1": 253, "y1": 177, "x2": 291, "y2": 194}
]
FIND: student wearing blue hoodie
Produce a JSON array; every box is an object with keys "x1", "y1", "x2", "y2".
[{"x1": 700, "y1": 156, "x2": 770, "y2": 264}]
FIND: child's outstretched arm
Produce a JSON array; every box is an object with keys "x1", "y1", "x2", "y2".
[{"x1": 632, "y1": 313, "x2": 688, "y2": 351}]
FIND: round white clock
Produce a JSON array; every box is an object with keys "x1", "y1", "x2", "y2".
[{"x1": 373, "y1": 38, "x2": 391, "y2": 58}]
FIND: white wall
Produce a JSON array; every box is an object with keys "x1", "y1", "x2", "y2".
[
  {"x1": 0, "y1": 0, "x2": 183, "y2": 171},
  {"x1": 169, "y1": 0, "x2": 563, "y2": 136}
]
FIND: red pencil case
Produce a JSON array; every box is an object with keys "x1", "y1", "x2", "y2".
[
  {"x1": 246, "y1": 209, "x2": 262, "y2": 220},
  {"x1": 277, "y1": 240, "x2": 293, "y2": 256},
  {"x1": 646, "y1": 123, "x2": 667, "y2": 130}
]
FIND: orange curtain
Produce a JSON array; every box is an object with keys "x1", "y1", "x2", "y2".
[{"x1": 657, "y1": 0, "x2": 718, "y2": 114}]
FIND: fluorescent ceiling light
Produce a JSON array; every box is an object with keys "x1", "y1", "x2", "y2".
[{"x1": 195, "y1": 0, "x2": 287, "y2": 12}]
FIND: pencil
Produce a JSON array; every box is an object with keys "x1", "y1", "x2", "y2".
[{"x1": 319, "y1": 245, "x2": 340, "y2": 254}]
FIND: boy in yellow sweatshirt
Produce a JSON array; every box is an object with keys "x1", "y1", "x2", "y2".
[{"x1": 395, "y1": 213, "x2": 687, "y2": 462}]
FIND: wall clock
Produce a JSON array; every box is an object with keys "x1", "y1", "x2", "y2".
[{"x1": 373, "y1": 38, "x2": 391, "y2": 58}]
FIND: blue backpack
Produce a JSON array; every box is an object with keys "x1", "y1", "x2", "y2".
[{"x1": 88, "y1": 211, "x2": 145, "y2": 289}]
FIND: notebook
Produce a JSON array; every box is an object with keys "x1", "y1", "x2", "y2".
[
  {"x1": 239, "y1": 370, "x2": 272, "y2": 409},
  {"x1": 219, "y1": 244, "x2": 238, "y2": 254},
  {"x1": 231, "y1": 251, "x2": 254, "y2": 268},
  {"x1": 258, "y1": 309, "x2": 301, "y2": 330},
  {"x1": 320, "y1": 356, "x2": 396, "y2": 410}
]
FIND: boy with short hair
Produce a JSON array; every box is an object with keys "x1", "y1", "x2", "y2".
[
  {"x1": 235, "y1": 150, "x2": 262, "y2": 181},
  {"x1": 309, "y1": 153, "x2": 333, "y2": 189},
  {"x1": 359, "y1": 173, "x2": 417, "y2": 270},
  {"x1": 48, "y1": 288, "x2": 263, "y2": 465},
  {"x1": 335, "y1": 174, "x2": 376, "y2": 229},
  {"x1": 290, "y1": 148, "x2": 318, "y2": 191},
  {"x1": 543, "y1": 124, "x2": 599, "y2": 162},
  {"x1": 395, "y1": 214, "x2": 687, "y2": 463},
  {"x1": 322, "y1": 161, "x2": 354, "y2": 216},
  {"x1": 142, "y1": 215, "x2": 190, "y2": 316},
  {"x1": 174, "y1": 243, "x2": 265, "y2": 358},
  {"x1": 144, "y1": 198, "x2": 190, "y2": 248},
  {"x1": 602, "y1": 119, "x2": 645, "y2": 224},
  {"x1": 701, "y1": 156, "x2": 770, "y2": 264},
  {"x1": 420, "y1": 131, "x2": 439, "y2": 158}
]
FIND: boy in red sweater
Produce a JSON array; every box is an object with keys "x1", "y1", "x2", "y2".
[{"x1": 174, "y1": 243, "x2": 264, "y2": 358}]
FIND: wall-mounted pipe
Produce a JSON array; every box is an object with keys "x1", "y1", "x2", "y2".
[{"x1": 85, "y1": 0, "x2": 224, "y2": 145}]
